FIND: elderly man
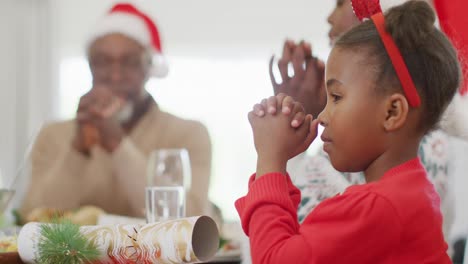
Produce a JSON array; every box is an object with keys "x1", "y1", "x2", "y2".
[{"x1": 20, "y1": 3, "x2": 212, "y2": 219}]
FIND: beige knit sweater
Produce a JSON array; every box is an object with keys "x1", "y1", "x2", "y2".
[{"x1": 20, "y1": 102, "x2": 212, "y2": 219}]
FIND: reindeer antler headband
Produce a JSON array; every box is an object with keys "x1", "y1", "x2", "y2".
[{"x1": 351, "y1": 0, "x2": 421, "y2": 107}]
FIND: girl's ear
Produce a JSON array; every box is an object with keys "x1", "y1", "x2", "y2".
[{"x1": 383, "y1": 93, "x2": 409, "y2": 132}]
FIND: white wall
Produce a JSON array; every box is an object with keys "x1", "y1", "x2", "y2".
[
  {"x1": 0, "y1": 0, "x2": 58, "y2": 189},
  {"x1": 52, "y1": 0, "x2": 333, "y2": 59}
]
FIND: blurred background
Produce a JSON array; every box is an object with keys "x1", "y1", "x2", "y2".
[{"x1": 0, "y1": 0, "x2": 466, "y2": 250}]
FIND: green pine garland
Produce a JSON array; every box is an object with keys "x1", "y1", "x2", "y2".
[{"x1": 36, "y1": 220, "x2": 100, "y2": 264}]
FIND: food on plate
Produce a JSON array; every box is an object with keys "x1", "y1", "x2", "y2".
[
  {"x1": 26, "y1": 205, "x2": 105, "y2": 226},
  {"x1": 0, "y1": 236, "x2": 17, "y2": 253}
]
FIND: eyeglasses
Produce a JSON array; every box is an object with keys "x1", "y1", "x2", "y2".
[{"x1": 89, "y1": 55, "x2": 148, "y2": 76}]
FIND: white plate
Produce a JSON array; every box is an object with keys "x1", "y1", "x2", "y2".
[{"x1": 210, "y1": 249, "x2": 242, "y2": 262}]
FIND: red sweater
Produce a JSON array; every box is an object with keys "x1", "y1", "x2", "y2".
[{"x1": 235, "y1": 158, "x2": 451, "y2": 264}]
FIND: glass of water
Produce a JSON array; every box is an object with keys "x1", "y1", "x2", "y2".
[{"x1": 145, "y1": 149, "x2": 191, "y2": 223}]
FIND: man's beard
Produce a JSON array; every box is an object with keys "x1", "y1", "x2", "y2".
[
  {"x1": 115, "y1": 102, "x2": 134, "y2": 123},
  {"x1": 115, "y1": 89, "x2": 149, "y2": 123}
]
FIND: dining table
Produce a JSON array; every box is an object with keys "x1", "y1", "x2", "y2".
[
  {"x1": 0, "y1": 252, "x2": 242, "y2": 264},
  {"x1": 3, "y1": 213, "x2": 245, "y2": 263}
]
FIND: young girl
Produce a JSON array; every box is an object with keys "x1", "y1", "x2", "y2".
[
  {"x1": 236, "y1": 1, "x2": 460, "y2": 263},
  {"x1": 271, "y1": 0, "x2": 458, "y2": 242}
]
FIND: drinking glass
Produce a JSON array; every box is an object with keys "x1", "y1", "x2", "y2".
[
  {"x1": 0, "y1": 168, "x2": 14, "y2": 214},
  {"x1": 145, "y1": 149, "x2": 191, "y2": 223}
]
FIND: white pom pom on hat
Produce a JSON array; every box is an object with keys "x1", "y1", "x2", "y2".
[{"x1": 87, "y1": 3, "x2": 168, "y2": 78}]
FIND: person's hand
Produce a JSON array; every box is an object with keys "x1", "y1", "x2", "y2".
[
  {"x1": 269, "y1": 40, "x2": 327, "y2": 118},
  {"x1": 72, "y1": 122, "x2": 99, "y2": 155},
  {"x1": 74, "y1": 86, "x2": 125, "y2": 154},
  {"x1": 251, "y1": 93, "x2": 309, "y2": 129},
  {"x1": 248, "y1": 94, "x2": 319, "y2": 177},
  {"x1": 73, "y1": 90, "x2": 98, "y2": 155}
]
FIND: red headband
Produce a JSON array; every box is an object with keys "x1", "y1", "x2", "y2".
[
  {"x1": 371, "y1": 13, "x2": 421, "y2": 107},
  {"x1": 351, "y1": 0, "x2": 421, "y2": 108}
]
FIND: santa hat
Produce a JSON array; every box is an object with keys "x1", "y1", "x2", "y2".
[{"x1": 87, "y1": 3, "x2": 168, "y2": 78}]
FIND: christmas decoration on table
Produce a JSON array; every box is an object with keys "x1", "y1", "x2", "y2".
[
  {"x1": 36, "y1": 220, "x2": 100, "y2": 264},
  {"x1": 18, "y1": 216, "x2": 219, "y2": 264}
]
